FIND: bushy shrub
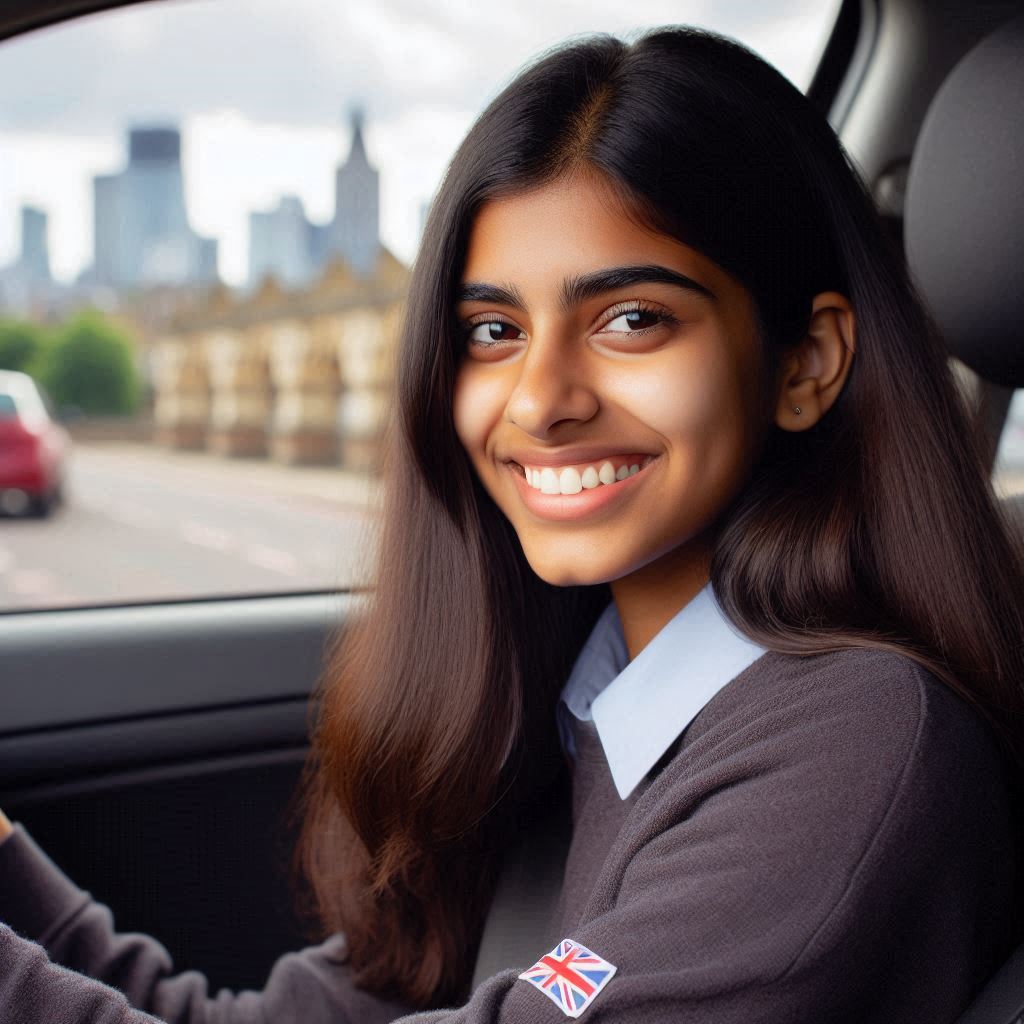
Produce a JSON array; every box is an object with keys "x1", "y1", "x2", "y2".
[
  {"x1": 0, "y1": 319, "x2": 48, "y2": 375},
  {"x1": 36, "y1": 310, "x2": 140, "y2": 415}
]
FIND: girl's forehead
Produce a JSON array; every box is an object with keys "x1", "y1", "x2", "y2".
[
  {"x1": 461, "y1": 178, "x2": 731, "y2": 300},
  {"x1": 468, "y1": 169, "x2": 649, "y2": 240}
]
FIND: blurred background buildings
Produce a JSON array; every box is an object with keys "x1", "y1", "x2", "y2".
[{"x1": 0, "y1": 104, "x2": 407, "y2": 473}]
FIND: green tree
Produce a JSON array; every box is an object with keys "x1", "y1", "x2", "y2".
[
  {"x1": 37, "y1": 310, "x2": 140, "y2": 415},
  {"x1": 0, "y1": 319, "x2": 48, "y2": 375}
]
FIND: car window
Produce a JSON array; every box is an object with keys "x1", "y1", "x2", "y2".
[
  {"x1": 0, "y1": 0, "x2": 842, "y2": 612},
  {"x1": 993, "y1": 389, "x2": 1024, "y2": 498},
  {"x1": 0, "y1": 393, "x2": 17, "y2": 419}
]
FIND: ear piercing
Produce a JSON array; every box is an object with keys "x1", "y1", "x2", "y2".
[{"x1": 793, "y1": 407, "x2": 802, "y2": 415}]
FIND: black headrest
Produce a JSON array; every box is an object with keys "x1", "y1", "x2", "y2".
[{"x1": 904, "y1": 13, "x2": 1024, "y2": 388}]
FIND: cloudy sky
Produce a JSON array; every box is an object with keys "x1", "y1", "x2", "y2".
[{"x1": 0, "y1": 0, "x2": 840, "y2": 286}]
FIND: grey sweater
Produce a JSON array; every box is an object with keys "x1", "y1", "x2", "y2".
[{"x1": 0, "y1": 647, "x2": 1017, "y2": 1023}]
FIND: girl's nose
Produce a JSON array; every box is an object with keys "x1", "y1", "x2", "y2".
[{"x1": 503, "y1": 327, "x2": 599, "y2": 437}]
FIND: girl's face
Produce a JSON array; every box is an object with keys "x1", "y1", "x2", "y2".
[{"x1": 453, "y1": 169, "x2": 768, "y2": 590}]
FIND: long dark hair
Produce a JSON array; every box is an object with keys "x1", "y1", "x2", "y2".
[{"x1": 293, "y1": 26, "x2": 1024, "y2": 1008}]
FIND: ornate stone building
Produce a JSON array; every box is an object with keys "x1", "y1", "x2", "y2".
[{"x1": 148, "y1": 248, "x2": 408, "y2": 472}]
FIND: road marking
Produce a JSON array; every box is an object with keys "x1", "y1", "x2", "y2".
[
  {"x1": 109, "y1": 501, "x2": 161, "y2": 529},
  {"x1": 243, "y1": 543, "x2": 300, "y2": 576},
  {"x1": 181, "y1": 521, "x2": 234, "y2": 551}
]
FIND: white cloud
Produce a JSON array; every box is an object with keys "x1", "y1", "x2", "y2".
[{"x1": 0, "y1": 0, "x2": 839, "y2": 287}]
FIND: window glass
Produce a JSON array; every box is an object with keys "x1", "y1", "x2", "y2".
[
  {"x1": 0, "y1": 0, "x2": 842, "y2": 611},
  {"x1": 993, "y1": 389, "x2": 1024, "y2": 500}
]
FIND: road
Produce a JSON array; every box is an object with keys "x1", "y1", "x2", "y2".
[
  {"x1": 0, "y1": 443, "x2": 382, "y2": 611},
  {"x1": 3, "y1": 432, "x2": 1023, "y2": 614}
]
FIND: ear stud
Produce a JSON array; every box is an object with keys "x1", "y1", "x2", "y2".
[{"x1": 792, "y1": 407, "x2": 802, "y2": 415}]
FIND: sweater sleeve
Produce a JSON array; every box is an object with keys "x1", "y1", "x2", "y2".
[{"x1": 0, "y1": 824, "x2": 417, "y2": 1024}]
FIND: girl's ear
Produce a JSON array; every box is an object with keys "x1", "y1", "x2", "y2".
[{"x1": 774, "y1": 291, "x2": 856, "y2": 431}]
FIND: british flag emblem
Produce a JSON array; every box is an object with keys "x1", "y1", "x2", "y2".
[{"x1": 517, "y1": 938, "x2": 617, "y2": 1017}]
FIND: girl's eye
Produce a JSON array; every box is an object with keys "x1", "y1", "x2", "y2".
[
  {"x1": 465, "y1": 320, "x2": 525, "y2": 346},
  {"x1": 599, "y1": 303, "x2": 679, "y2": 336},
  {"x1": 462, "y1": 301, "x2": 678, "y2": 352}
]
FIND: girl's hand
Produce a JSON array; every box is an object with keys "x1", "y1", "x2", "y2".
[{"x1": 0, "y1": 808, "x2": 13, "y2": 842}]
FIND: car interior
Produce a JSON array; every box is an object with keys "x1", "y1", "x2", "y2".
[{"x1": 1, "y1": 0, "x2": 1023, "y2": 1021}]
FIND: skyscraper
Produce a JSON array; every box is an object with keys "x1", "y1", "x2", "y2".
[
  {"x1": 90, "y1": 126, "x2": 219, "y2": 291},
  {"x1": 92, "y1": 174, "x2": 121, "y2": 287},
  {"x1": 327, "y1": 107, "x2": 380, "y2": 276},
  {"x1": 0, "y1": 205, "x2": 55, "y2": 314},
  {"x1": 248, "y1": 195, "x2": 315, "y2": 290},
  {"x1": 18, "y1": 207, "x2": 51, "y2": 283}
]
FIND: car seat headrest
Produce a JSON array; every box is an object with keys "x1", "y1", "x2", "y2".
[{"x1": 904, "y1": 13, "x2": 1024, "y2": 388}]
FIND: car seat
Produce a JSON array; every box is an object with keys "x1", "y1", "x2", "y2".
[
  {"x1": 902, "y1": 10, "x2": 1023, "y2": 1023},
  {"x1": 905, "y1": 10, "x2": 1024, "y2": 475}
]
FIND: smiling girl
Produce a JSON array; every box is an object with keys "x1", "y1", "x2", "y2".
[{"x1": 2, "y1": 24, "x2": 1023, "y2": 1024}]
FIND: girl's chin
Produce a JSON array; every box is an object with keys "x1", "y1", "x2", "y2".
[{"x1": 521, "y1": 553, "x2": 631, "y2": 589}]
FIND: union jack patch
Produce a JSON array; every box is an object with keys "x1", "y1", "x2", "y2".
[{"x1": 518, "y1": 938, "x2": 617, "y2": 1018}]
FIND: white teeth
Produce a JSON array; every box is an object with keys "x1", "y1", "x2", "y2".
[
  {"x1": 559, "y1": 467, "x2": 582, "y2": 494},
  {"x1": 539, "y1": 467, "x2": 560, "y2": 494},
  {"x1": 522, "y1": 455, "x2": 654, "y2": 492}
]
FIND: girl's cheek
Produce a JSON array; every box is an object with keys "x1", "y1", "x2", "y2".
[
  {"x1": 453, "y1": 364, "x2": 505, "y2": 457},
  {"x1": 601, "y1": 358, "x2": 722, "y2": 437}
]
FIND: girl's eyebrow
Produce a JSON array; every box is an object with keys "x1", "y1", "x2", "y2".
[{"x1": 456, "y1": 263, "x2": 717, "y2": 312}]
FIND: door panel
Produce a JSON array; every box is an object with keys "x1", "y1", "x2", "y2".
[
  {"x1": 1, "y1": 593, "x2": 347, "y2": 730},
  {"x1": 0, "y1": 593, "x2": 350, "y2": 991}
]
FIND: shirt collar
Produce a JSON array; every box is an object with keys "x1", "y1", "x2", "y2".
[{"x1": 558, "y1": 581, "x2": 768, "y2": 800}]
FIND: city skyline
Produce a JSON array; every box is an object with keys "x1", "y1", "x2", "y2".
[
  {"x1": 1, "y1": 106, "x2": 386, "y2": 304},
  {"x1": 0, "y1": 0, "x2": 840, "y2": 288},
  {"x1": 0, "y1": 102, "x2": 428, "y2": 289}
]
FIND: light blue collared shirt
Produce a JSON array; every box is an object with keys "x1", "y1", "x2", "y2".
[{"x1": 558, "y1": 581, "x2": 769, "y2": 800}]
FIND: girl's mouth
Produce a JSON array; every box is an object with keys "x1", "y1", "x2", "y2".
[
  {"x1": 510, "y1": 453, "x2": 656, "y2": 494},
  {"x1": 506, "y1": 454, "x2": 658, "y2": 521}
]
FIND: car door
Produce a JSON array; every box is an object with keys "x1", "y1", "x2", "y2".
[{"x1": 0, "y1": 592, "x2": 331, "y2": 990}]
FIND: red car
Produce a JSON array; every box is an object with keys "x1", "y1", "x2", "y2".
[{"x1": 0, "y1": 369, "x2": 69, "y2": 517}]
